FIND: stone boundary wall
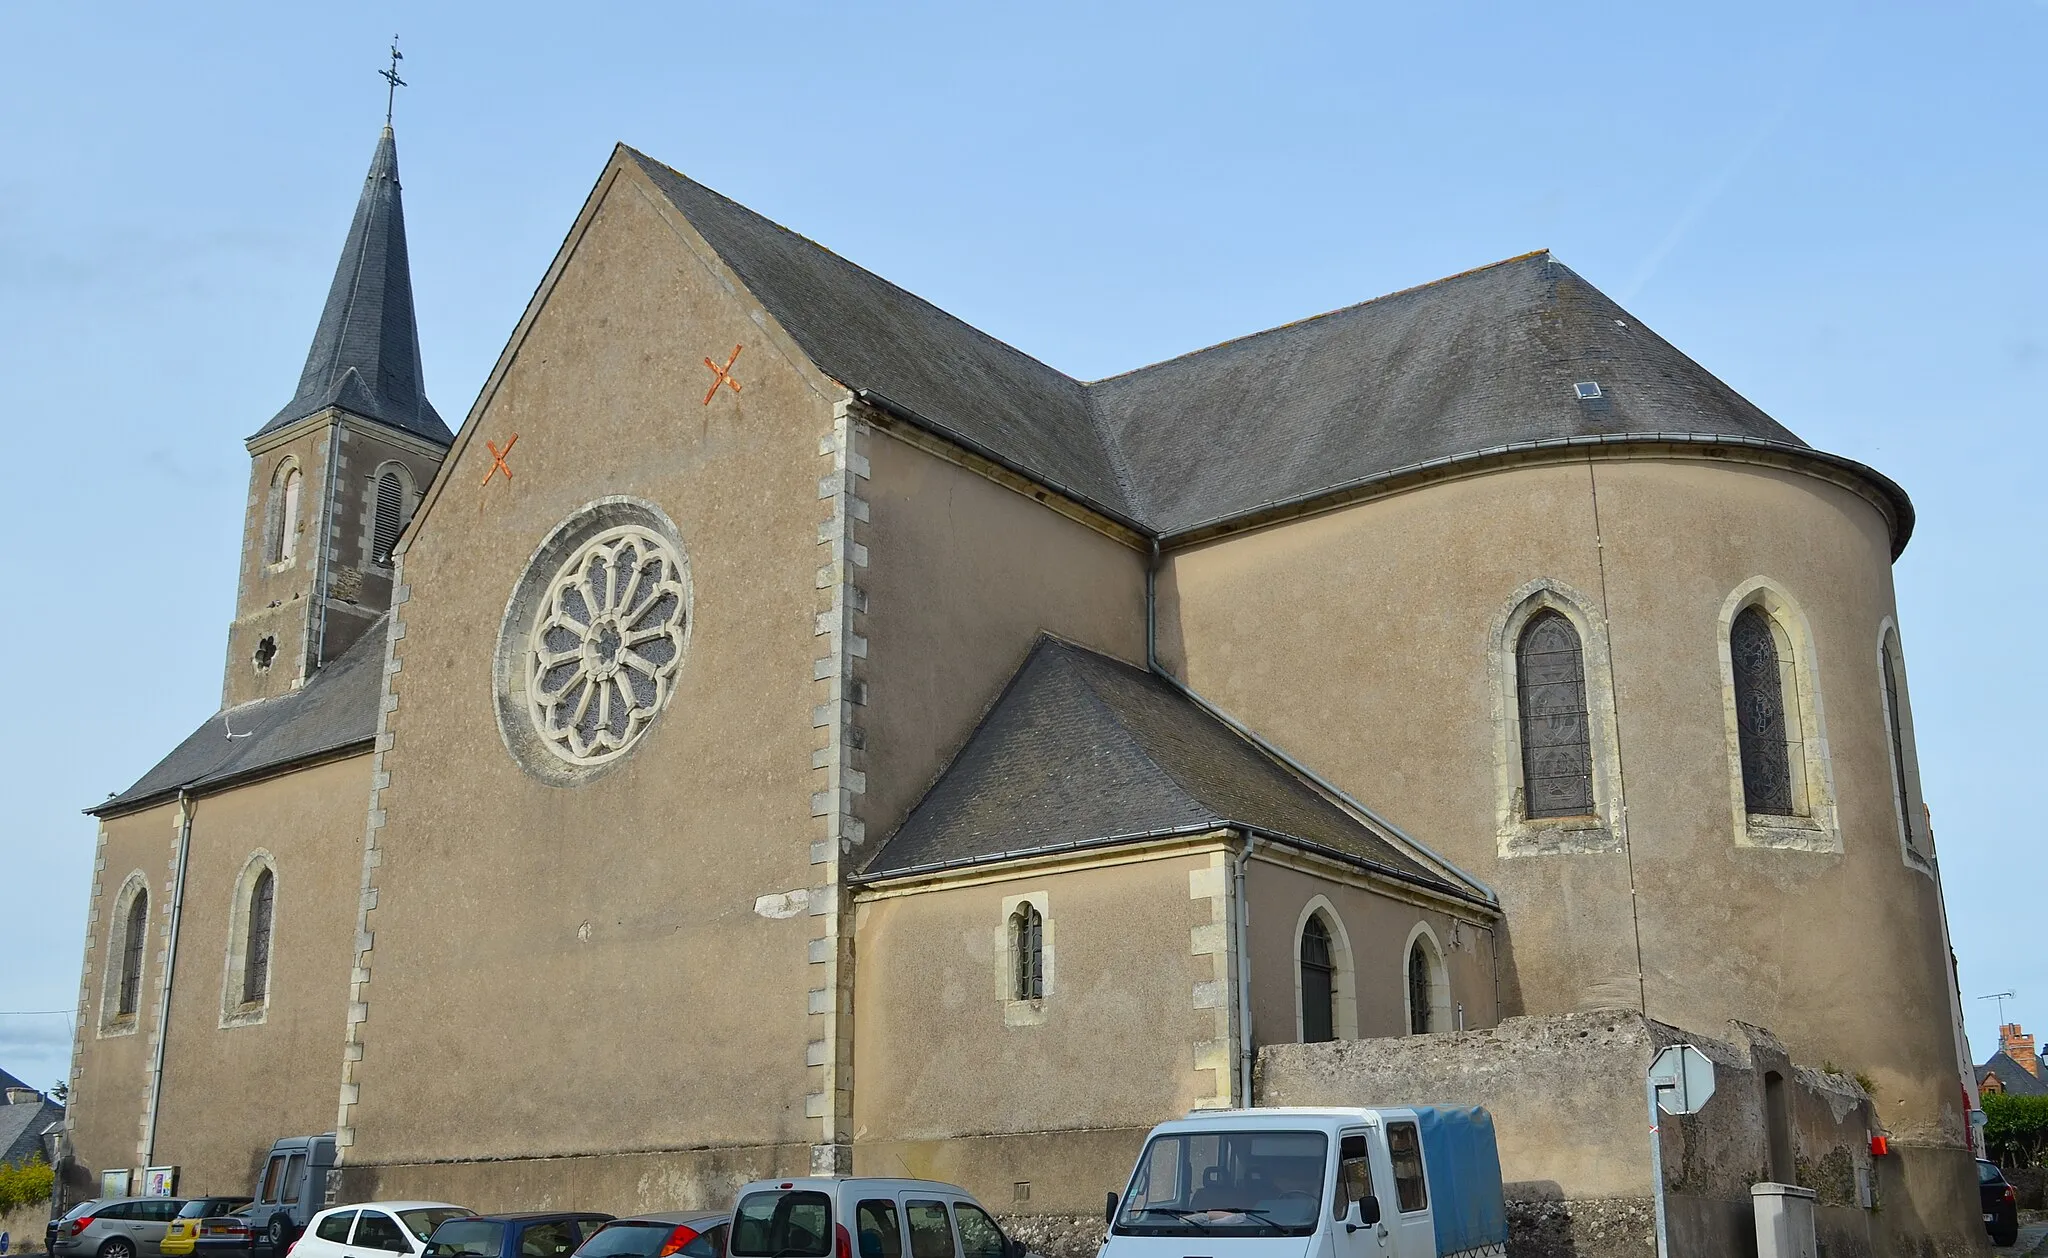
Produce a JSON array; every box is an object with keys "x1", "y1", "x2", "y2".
[
  {"x1": 1255, "y1": 1010, "x2": 1910, "y2": 1258},
  {"x1": 1, "y1": 1201, "x2": 53, "y2": 1253}
]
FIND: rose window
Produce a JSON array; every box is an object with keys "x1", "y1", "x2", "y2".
[{"x1": 526, "y1": 525, "x2": 688, "y2": 765}]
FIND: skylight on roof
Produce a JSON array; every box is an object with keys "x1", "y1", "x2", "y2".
[{"x1": 1573, "y1": 381, "x2": 1603, "y2": 401}]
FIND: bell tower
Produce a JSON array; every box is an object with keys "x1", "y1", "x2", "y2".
[{"x1": 225, "y1": 124, "x2": 453, "y2": 707}]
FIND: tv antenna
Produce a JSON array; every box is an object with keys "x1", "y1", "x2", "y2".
[
  {"x1": 380, "y1": 36, "x2": 407, "y2": 127},
  {"x1": 1980, "y1": 991, "x2": 2018, "y2": 1024}
]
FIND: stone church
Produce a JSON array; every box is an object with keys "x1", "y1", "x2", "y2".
[{"x1": 68, "y1": 121, "x2": 1985, "y2": 1254}]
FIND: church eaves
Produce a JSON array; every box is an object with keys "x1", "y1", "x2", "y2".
[
  {"x1": 253, "y1": 126, "x2": 451, "y2": 446},
  {"x1": 624, "y1": 150, "x2": 1911, "y2": 553}
]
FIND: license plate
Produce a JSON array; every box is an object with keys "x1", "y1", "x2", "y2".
[{"x1": 1984, "y1": 1213, "x2": 1996, "y2": 1222}]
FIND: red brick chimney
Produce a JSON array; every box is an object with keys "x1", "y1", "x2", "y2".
[{"x1": 2001, "y1": 1023, "x2": 2040, "y2": 1078}]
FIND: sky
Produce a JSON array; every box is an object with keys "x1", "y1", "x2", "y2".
[{"x1": 2, "y1": 3, "x2": 2042, "y2": 1097}]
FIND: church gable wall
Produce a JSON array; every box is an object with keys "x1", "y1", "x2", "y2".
[
  {"x1": 851, "y1": 844, "x2": 1224, "y2": 1214},
  {"x1": 337, "y1": 165, "x2": 844, "y2": 1181},
  {"x1": 857, "y1": 429, "x2": 1146, "y2": 840}
]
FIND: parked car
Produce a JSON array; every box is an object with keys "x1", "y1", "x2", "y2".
[
  {"x1": 162, "y1": 1198, "x2": 256, "y2": 1256},
  {"x1": 290, "y1": 1205, "x2": 477, "y2": 1258},
  {"x1": 570, "y1": 1213, "x2": 726, "y2": 1258},
  {"x1": 51, "y1": 1197, "x2": 191, "y2": 1258},
  {"x1": 726, "y1": 1178, "x2": 1020, "y2": 1258},
  {"x1": 424, "y1": 1214, "x2": 614, "y2": 1258},
  {"x1": 1102, "y1": 1106, "x2": 1509, "y2": 1258},
  {"x1": 1980, "y1": 1159, "x2": 2019, "y2": 1248},
  {"x1": 249, "y1": 1135, "x2": 337, "y2": 1254}
]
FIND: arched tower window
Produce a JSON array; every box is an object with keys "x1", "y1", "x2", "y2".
[
  {"x1": 273, "y1": 465, "x2": 303, "y2": 564},
  {"x1": 371, "y1": 468, "x2": 408, "y2": 564},
  {"x1": 1407, "y1": 941, "x2": 1433, "y2": 1035},
  {"x1": 1731, "y1": 606, "x2": 1798, "y2": 816},
  {"x1": 1010, "y1": 903, "x2": 1043, "y2": 1001},
  {"x1": 1880, "y1": 631, "x2": 1918, "y2": 853},
  {"x1": 1299, "y1": 914, "x2": 1336, "y2": 1043},
  {"x1": 118, "y1": 888, "x2": 149, "y2": 1017},
  {"x1": 1517, "y1": 610, "x2": 1593, "y2": 818},
  {"x1": 242, "y1": 868, "x2": 275, "y2": 1005}
]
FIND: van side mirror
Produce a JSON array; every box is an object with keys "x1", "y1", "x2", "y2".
[
  {"x1": 1104, "y1": 1193, "x2": 1118, "y2": 1227},
  {"x1": 1357, "y1": 1197, "x2": 1381, "y2": 1228}
]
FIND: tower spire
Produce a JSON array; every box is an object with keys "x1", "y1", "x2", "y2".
[{"x1": 253, "y1": 106, "x2": 450, "y2": 446}]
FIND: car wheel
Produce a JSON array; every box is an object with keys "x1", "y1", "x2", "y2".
[
  {"x1": 101, "y1": 1238, "x2": 138, "y2": 1258},
  {"x1": 267, "y1": 1217, "x2": 292, "y2": 1252},
  {"x1": 1993, "y1": 1219, "x2": 2019, "y2": 1248}
]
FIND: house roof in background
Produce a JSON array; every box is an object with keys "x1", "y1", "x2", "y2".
[{"x1": 1978, "y1": 1051, "x2": 2048, "y2": 1097}]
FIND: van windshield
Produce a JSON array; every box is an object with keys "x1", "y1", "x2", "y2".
[{"x1": 1115, "y1": 1130, "x2": 1328, "y2": 1237}]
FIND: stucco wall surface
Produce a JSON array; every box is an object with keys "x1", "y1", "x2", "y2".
[
  {"x1": 858, "y1": 429, "x2": 1146, "y2": 839},
  {"x1": 1161, "y1": 456, "x2": 1963, "y2": 1154},
  {"x1": 340, "y1": 160, "x2": 846, "y2": 1170},
  {"x1": 1245, "y1": 855, "x2": 1497, "y2": 1044}
]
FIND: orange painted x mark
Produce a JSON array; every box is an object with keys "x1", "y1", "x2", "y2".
[
  {"x1": 702, "y1": 344, "x2": 744, "y2": 406},
  {"x1": 481, "y1": 433, "x2": 518, "y2": 487}
]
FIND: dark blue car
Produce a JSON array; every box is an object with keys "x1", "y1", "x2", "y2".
[{"x1": 424, "y1": 1215, "x2": 616, "y2": 1258}]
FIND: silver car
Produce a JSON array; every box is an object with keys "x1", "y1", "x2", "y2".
[{"x1": 54, "y1": 1198, "x2": 191, "y2": 1258}]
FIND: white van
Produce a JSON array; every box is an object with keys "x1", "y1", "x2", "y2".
[
  {"x1": 1101, "y1": 1107, "x2": 1507, "y2": 1258},
  {"x1": 725, "y1": 1178, "x2": 1025, "y2": 1258}
]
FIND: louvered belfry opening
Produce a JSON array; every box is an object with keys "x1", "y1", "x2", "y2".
[
  {"x1": 1517, "y1": 610, "x2": 1594, "y2": 817},
  {"x1": 243, "y1": 868, "x2": 276, "y2": 1004},
  {"x1": 1299, "y1": 915, "x2": 1336, "y2": 1043},
  {"x1": 372, "y1": 471, "x2": 405, "y2": 564},
  {"x1": 1010, "y1": 904, "x2": 1043, "y2": 1000},
  {"x1": 1731, "y1": 607, "x2": 1797, "y2": 815},
  {"x1": 118, "y1": 890, "x2": 149, "y2": 1016}
]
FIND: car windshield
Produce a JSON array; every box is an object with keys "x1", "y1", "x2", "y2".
[
  {"x1": 731, "y1": 1191, "x2": 831, "y2": 1258},
  {"x1": 404, "y1": 1210, "x2": 480, "y2": 1244},
  {"x1": 1115, "y1": 1130, "x2": 1329, "y2": 1237},
  {"x1": 574, "y1": 1222, "x2": 685, "y2": 1258},
  {"x1": 1979, "y1": 1162, "x2": 2005, "y2": 1186},
  {"x1": 427, "y1": 1220, "x2": 506, "y2": 1257}
]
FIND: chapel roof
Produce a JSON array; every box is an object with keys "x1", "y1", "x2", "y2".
[
  {"x1": 254, "y1": 127, "x2": 451, "y2": 447},
  {"x1": 0, "y1": 1091, "x2": 65, "y2": 1167},
  {"x1": 858, "y1": 635, "x2": 1475, "y2": 901},
  {"x1": 625, "y1": 148, "x2": 1911, "y2": 549},
  {"x1": 91, "y1": 618, "x2": 387, "y2": 817}
]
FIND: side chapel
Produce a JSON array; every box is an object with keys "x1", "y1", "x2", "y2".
[{"x1": 69, "y1": 121, "x2": 1981, "y2": 1251}]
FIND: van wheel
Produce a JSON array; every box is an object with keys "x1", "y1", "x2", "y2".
[
  {"x1": 268, "y1": 1217, "x2": 292, "y2": 1251},
  {"x1": 100, "y1": 1238, "x2": 137, "y2": 1258}
]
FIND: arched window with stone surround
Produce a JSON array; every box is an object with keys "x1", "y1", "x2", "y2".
[
  {"x1": 1299, "y1": 914, "x2": 1336, "y2": 1043},
  {"x1": 1407, "y1": 941, "x2": 1434, "y2": 1035},
  {"x1": 1009, "y1": 903, "x2": 1043, "y2": 1001},
  {"x1": 271, "y1": 463, "x2": 303, "y2": 564},
  {"x1": 242, "y1": 868, "x2": 275, "y2": 1005},
  {"x1": 1731, "y1": 606, "x2": 1799, "y2": 816},
  {"x1": 1517, "y1": 610, "x2": 1594, "y2": 818},
  {"x1": 118, "y1": 888, "x2": 148, "y2": 1017}
]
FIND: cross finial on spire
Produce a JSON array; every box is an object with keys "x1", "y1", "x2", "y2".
[{"x1": 380, "y1": 36, "x2": 407, "y2": 127}]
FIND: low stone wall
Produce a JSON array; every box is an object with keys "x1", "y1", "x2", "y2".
[
  {"x1": 1256, "y1": 1010, "x2": 1980, "y2": 1258},
  {"x1": 1, "y1": 1201, "x2": 54, "y2": 1253}
]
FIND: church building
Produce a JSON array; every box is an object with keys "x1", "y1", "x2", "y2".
[{"x1": 69, "y1": 120, "x2": 1984, "y2": 1255}]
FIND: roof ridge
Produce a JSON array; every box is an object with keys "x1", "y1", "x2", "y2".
[{"x1": 1085, "y1": 249, "x2": 1555, "y2": 387}]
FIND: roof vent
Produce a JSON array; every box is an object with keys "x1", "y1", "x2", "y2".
[{"x1": 1573, "y1": 381, "x2": 1603, "y2": 400}]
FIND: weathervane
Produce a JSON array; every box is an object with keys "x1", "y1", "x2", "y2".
[{"x1": 380, "y1": 36, "x2": 407, "y2": 126}]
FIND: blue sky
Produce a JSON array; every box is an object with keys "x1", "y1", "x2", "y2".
[{"x1": 2, "y1": 2, "x2": 2041, "y2": 1096}]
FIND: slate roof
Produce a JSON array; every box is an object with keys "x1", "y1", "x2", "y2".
[
  {"x1": 0, "y1": 1091, "x2": 64, "y2": 1166},
  {"x1": 858, "y1": 636, "x2": 1467, "y2": 896},
  {"x1": 1978, "y1": 1052, "x2": 2048, "y2": 1097},
  {"x1": 625, "y1": 151, "x2": 1911, "y2": 549},
  {"x1": 255, "y1": 127, "x2": 450, "y2": 446},
  {"x1": 91, "y1": 619, "x2": 387, "y2": 817}
]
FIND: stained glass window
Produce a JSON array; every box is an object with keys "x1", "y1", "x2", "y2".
[
  {"x1": 1517, "y1": 611, "x2": 1594, "y2": 818},
  {"x1": 1010, "y1": 904, "x2": 1043, "y2": 1001},
  {"x1": 1731, "y1": 607, "x2": 1796, "y2": 816},
  {"x1": 118, "y1": 889, "x2": 149, "y2": 1016},
  {"x1": 1407, "y1": 942, "x2": 1433, "y2": 1035},
  {"x1": 243, "y1": 868, "x2": 275, "y2": 1004},
  {"x1": 1299, "y1": 915, "x2": 1335, "y2": 1043}
]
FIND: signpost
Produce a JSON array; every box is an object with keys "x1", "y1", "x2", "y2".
[{"x1": 1647, "y1": 1045, "x2": 1717, "y2": 1258}]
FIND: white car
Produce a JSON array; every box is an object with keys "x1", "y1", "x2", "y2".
[{"x1": 290, "y1": 1204, "x2": 475, "y2": 1258}]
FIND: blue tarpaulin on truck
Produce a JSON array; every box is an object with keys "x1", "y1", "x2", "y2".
[{"x1": 1414, "y1": 1105, "x2": 1508, "y2": 1255}]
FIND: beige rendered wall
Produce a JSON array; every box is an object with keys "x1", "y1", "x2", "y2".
[
  {"x1": 336, "y1": 159, "x2": 847, "y2": 1200},
  {"x1": 144, "y1": 756, "x2": 371, "y2": 1195},
  {"x1": 851, "y1": 846, "x2": 1225, "y2": 1213},
  {"x1": 857, "y1": 431, "x2": 1147, "y2": 840},
  {"x1": 1244, "y1": 857, "x2": 1497, "y2": 1046},
  {"x1": 68, "y1": 804, "x2": 177, "y2": 1183},
  {"x1": 1160, "y1": 455, "x2": 1967, "y2": 1160}
]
